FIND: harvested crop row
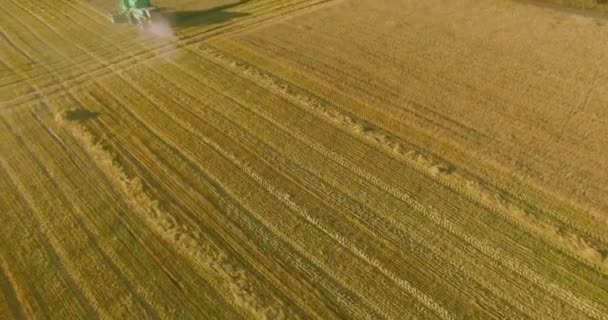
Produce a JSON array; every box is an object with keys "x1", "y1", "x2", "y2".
[
  {"x1": 220, "y1": 0, "x2": 608, "y2": 217},
  {"x1": 1, "y1": 103, "x2": 251, "y2": 318},
  {"x1": 218, "y1": 33, "x2": 608, "y2": 225},
  {"x1": 75, "y1": 48, "x2": 608, "y2": 316},
  {"x1": 154, "y1": 48, "x2": 608, "y2": 316},
  {"x1": 73, "y1": 81, "x2": 392, "y2": 315},
  {"x1": 0, "y1": 0, "x2": 335, "y2": 110},
  {"x1": 89, "y1": 68, "x2": 424, "y2": 318},
  {"x1": 2, "y1": 0, "x2": 608, "y2": 318},
  {"x1": 194, "y1": 43, "x2": 608, "y2": 275}
]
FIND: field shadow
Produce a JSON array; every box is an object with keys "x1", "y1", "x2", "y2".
[
  {"x1": 160, "y1": 0, "x2": 252, "y2": 29},
  {"x1": 511, "y1": 0, "x2": 608, "y2": 20},
  {"x1": 63, "y1": 109, "x2": 99, "y2": 122}
]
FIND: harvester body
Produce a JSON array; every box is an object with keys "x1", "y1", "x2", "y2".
[{"x1": 111, "y1": 0, "x2": 158, "y2": 24}]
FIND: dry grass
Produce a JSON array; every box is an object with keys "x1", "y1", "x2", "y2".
[{"x1": 1, "y1": 0, "x2": 608, "y2": 319}]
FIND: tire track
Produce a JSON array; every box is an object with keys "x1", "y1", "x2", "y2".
[
  {"x1": 87, "y1": 63, "x2": 430, "y2": 317},
  {"x1": 114, "y1": 72, "x2": 448, "y2": 316},
  {"x1": 83, "y1": 103, "x2": 376, "y2": 319},
  {"x1": 204, "y1": 136, "x2": 455, "y2": 320},
  {"x1": 106, "y1": 59, "x2": 454, "y2": 319},
  {"x1": 55, "y1": 106, "x2": 290, "y2": 320},
  {"x1": 0, "y1": 0, "x2": 340, "y2": 109},
  {"x1": 40, "y1": 98, "x2": 243, "y2": 318},
  {"x1": 196, "y1": 44, "x2": 608, "y2": 272},
  {"x1": 251, "y1": 103, "x2": 608, "y2": 318},
  {"x1": 0, "y1": 3, "x2": 99, "y2": 111},
  {"x1": 0, "y1": 118, "x2": 105, "y2": 320},
  {"x1": 140, "y1": 57, "x2": 554, "y2": 319},
  {"x1": 1, "y1": 110, "x2": 235, "y2": 319},
  {"x1": 162, "y1": 46, "x2": 607, "y2": 317},
  {"x1": 0, "y1": 254, "x2": 26, "y2": 319},
  {"x1": 4, "y1": 0, "x2": 606, "y2": 317},
  {"x1": 248, "y1": 104, "x2": 608, "y2": 319},
  {"x1": 0, "y1": 27, "x2": 45, "y2": 104},
  {"x1": 235, "y1": 35, "x2": 493, "y2": 144},
  {"x1": 27, "y1": 110, "x2": 168, "y2": 320},
  {"x1": 1, "y1": 0, "x2": 309, "y2": 88},
  {"x1": 136, "y1": 55, "x2": 542, "y2": 318},
  {"x1": 4, "y1": 15, "x2": 298, "y2": 316},
  {"x1": 0, "y1": 168, "x2": 58, "y2": 318},
  {"x1": 74, "y1": 94, "x2": 315, "y2": 319},
  {"x1": 183, "y1": 44, "x2": 608, "y2": 300},
  {"x1": 5, "y1": 108, "x2": 178, "y2": 319},
  {"x1": 146, "y1": 52, "x2": 600, "y2": 318},
  {"x1": 87, "y1": 71, "x2": 393, "y2": 319},
  {"x1": 230, "y1": 23, "x2": 608, "y2": 239}
]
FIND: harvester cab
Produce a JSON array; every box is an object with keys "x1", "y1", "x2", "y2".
[{"x1": 111, "y1": 0, "x2": 158, "y2": 24}]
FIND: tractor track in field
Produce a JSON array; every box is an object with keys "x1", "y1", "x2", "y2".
[
  {"x1": 96, "y1": 50, "x2": 608, "y2": 318},
  {"x1": 91, "y1": 67, "x2": 422, "y2": 318},
  {"x1": 218, "y1": 35, "x2": 608, "y2": 229},
  {"x1": 17, "y1": 109, "x2": 175, "y2": 319},
  {"x1": 123, "y1": 60, "x2": 446, "y2": 318},
  {"x1": 229, "y1": 16, "x2": 608, "y2": 213},
  {"x1": 56, "y1": 115, "x2": 293, "y2": 319},
  {"x1": 69, "y1": 60, "x2": 378, "y2": 318},
  {"x1": 73, "y1": 81, "x2": 388, "y2": 318},
  {"x1": 81, "y1": 96, "x2": 386, "y2": 319},
  {"x1": 1, "y1": 106, "x2": 238, "y2": 319},
  {"x1": 135, "y1": 57, "x2": 541, "y2": 318},
  {"x1": 0, "y1": 249, "x2": 27, "y2": 319},
  {"x1": 192, "y1": 44, "x2": 608, "y2": 273},
  {"x1": 3, "y1": 0, "x2": 608, "y2": 318},
  {"x1": 219, "y1": 93, "x2": 607, "y2": 319},
  {"x1": 229, "y1": 33, "x2": 608, "y2": 223},
  {"x1": 77, "y1": 58, "x2": 422, "y2": 318},
  {"x1": 127, "y1": 60, "x2": 529, "y2": 317},
  {"x1": 82, "y1": 93, "x2": 334, "y2": 319},
  {"x1": 0, "y1": 0, "x2": 339, "y2": 111},
  {"x1": 170, "y1": 44, "x2": 608, "y2": 316},
  {"x1": 0, "y1": 119, "x2": 112, "y2": 320},
  {"x1": 86, "y1": 23, "x2": 608, "y2": 316}
]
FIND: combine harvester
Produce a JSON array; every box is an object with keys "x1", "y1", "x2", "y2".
[{"x1": 111, "y1": 0, "x2": 160, "y2": 24}]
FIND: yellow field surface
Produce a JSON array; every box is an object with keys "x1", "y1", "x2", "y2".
[{"x1": 1, "y1": 0, "x2": 608, "y2": 318}]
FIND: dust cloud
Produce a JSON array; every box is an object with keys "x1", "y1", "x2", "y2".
[
  {"x1": 143, "y1": 15, "x2": 174, "y2": 39},
  {"x1": 136, "y1": 14, "x2": 178, "y2": 54}
]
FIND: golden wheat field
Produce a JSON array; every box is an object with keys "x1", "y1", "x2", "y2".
[{"x1": 1, "y1": 0, "x2": 608, "y2": 318}]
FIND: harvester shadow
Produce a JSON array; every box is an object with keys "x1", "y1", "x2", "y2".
[
  {"x1": 63, "y1": 109, "x2": 99, "y2": 122},
  {"x1": 161, "y1": 0, "x2": 252, "y2": 29}
]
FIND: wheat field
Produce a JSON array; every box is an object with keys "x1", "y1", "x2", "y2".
[{"x1": 1, "y1": 0, "x2": 608, "y2": 318}]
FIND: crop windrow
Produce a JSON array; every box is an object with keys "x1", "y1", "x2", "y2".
[{"x1": 55, "y1": 110, "x2": 287, "y2": 320}]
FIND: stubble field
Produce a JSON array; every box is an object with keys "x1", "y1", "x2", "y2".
[{"x1": 1, "y1": 0, "x2": 608, "y2": 318}]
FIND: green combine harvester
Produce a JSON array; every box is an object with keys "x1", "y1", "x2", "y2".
[{"x1": 111, "y1": 0, "x2": 159, "y2": 24}]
